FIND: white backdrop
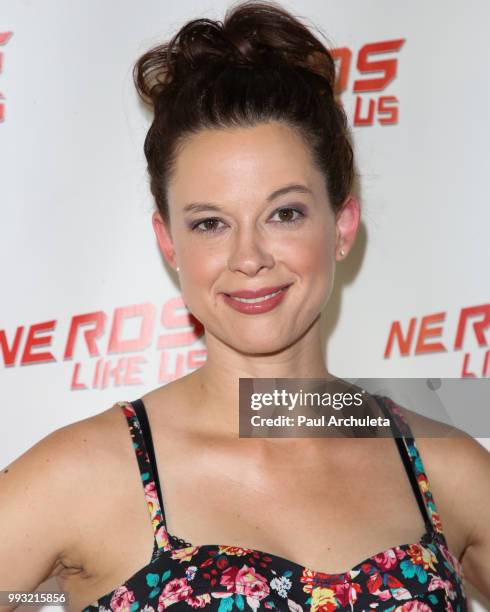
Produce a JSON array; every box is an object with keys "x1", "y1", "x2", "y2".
[{"x1": 1, "y1": 1, "x2": 488, "y2": 609}]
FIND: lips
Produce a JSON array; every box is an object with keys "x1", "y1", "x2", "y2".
[
  {"x1": 221, "y1": 284, "x2": 291, "y2": 314},
  {"x1": 224, "y1": 283, "x2": 292, "y2": 299}
]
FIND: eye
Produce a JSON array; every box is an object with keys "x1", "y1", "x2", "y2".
[
  {"x1": 191, "y1": 217, "x2": 225, "y2": 233},
  {"x1": 270, "y1": 206, "x2": 305, "y2": 225},
  {"x1": 190, "y1": 206, "x2": 306, "y2": 234}
]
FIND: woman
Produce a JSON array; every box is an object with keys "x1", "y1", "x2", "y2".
[{"x1": 1, "y1": 1, "x2": 489, "y2": 610}]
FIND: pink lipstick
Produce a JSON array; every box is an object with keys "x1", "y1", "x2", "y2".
[{"x1": 221, "y1": 283, "x2": 292, "y2": 314}]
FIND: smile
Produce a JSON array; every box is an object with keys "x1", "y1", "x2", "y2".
[
  {"x1": 221, "y1": 285, "x2": 291, "y2": 314},
  {"x1": 232, "y1": 289, "x2": 283, "y2": 303}
]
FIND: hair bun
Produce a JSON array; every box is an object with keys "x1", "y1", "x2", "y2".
[
  {"x1": 135, "y1": 2, "x2": 336, "y2": 105},
  {"x1": 178, "y1": 12, "x2": 334, "y2": 77}
]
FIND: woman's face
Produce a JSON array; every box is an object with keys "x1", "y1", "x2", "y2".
[{"x1": 153, "y1": 121, "x2": 359, "y2": 355}]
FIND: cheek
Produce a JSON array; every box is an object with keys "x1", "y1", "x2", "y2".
[
  {"x1": 180, "y1": 242, "x2": 220, "y2": 279},
  {"x1": 179, "y1": 248, "x2": 224, "y2": 310},
  {"x1": 283, "y1": 229, "x2": 334, "y2": 274},
  {"x1": 291, "y1": 228, "x2": 336, "y2": 314}
]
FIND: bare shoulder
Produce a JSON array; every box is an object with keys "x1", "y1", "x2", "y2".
[
  {"x1": 42, "y1": 400, "x2": 139, "y2": 509},
  {"x1": 56, "y1": 401, "x2": 132, "y2": 463},
  {"x1": 391, "y1": 399, "x2": 489, "y2": 494},
  {"x1": 389, "y1": 399, "x2": 490, "y2": 597},
  {"x1": 0, "y1": 401, "x2": 131, "y2": 595},
  {"x1": 1, "y1": 401, "x2": 125, "y2": 487},
  {"x1": 31, "y1": 402, "x2": 131, "y2": 480},
  {"x1": 1, "y1": 400, "x2": 132, "y2": 515},
  {"x1": 393, "y1": 399, "x2": 488, "y2": 455}
]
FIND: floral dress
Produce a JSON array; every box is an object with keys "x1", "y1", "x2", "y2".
[{"x1": 82, "y1": 395, "x2": 467, "y2": 611}]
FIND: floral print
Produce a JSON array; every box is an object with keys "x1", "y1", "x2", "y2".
[{"x1": 82, "y1": 396, "x2": 467, "y2": 611}]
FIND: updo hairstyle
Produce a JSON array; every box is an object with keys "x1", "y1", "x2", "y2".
[{"x1": 133, "y1": 0, "x2": 355, "y2": 226}]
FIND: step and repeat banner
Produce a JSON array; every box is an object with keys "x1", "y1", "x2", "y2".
[{"x1": 1, "y1": 1, "x2": 488, "y2": 609}]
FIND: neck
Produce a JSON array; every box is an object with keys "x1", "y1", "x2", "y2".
[{"x1": 185, "y1": 323, "x2": 338, "y2": 439}]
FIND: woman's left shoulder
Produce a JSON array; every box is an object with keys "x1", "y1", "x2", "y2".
[
  {"x1": 393, "y1": 400, "x2": 489, "y2": 466},
  {"x1": 392, "y1": 400, "x2": 489, "y2": 496},
  {"x1": 394, "y1": 401, "x2": 490, "y2": 598}
]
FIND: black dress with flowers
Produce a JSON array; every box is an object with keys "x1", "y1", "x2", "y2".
[{"x1": 82, "y1": 395, "x2": 468, "y2": 611}]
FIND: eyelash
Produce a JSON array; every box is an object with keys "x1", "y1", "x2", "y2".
[{"x1": 190, "y1": 206, "x2": 306, "y2": 234}]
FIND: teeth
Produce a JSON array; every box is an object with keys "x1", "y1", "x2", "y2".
[{"x1": 231, "y1": 288, "x2": 283, "y2": 303}]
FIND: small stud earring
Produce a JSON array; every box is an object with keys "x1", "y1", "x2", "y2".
[
  {"x1": 339, "y1": 249, "x2": 345, "y2": 257},
  {"x1": 176, "y1": 266, "x2": 180, "y2": 272}
]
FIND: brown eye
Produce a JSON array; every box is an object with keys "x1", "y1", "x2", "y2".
[
  {"x1": 191, "y1": 218, "x2": 225, "y2": 233},
  {"x1": 279, "y1": 209, "x2": 295, "y2": 221},
  {"x1": 271, "y1": 207, "x2": 305, "y2": 225}
]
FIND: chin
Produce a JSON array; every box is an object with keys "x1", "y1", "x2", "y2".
[{"x1": 228, "y1": 331, "x2": 295, "y2": 355}]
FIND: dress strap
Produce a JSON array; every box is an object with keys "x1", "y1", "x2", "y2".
[
  {"x1": 118, "y1": 400, "x2": 173, "y2": 555},
  {"x1": 374, "y1": 395, "x2": 447, "y2": 544},
  {"x1": 131, "y1": 398, "x2": 166, "y2": 520}
]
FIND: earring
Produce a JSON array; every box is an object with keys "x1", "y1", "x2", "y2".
[
  {"x1": 339, "y1": 249, "x2": 345, "y2": 257},
  {"x1": 176, "y1": 266, "x2": 180, "y2": 272}
]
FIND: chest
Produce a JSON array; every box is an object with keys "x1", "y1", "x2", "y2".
[
  {"x1": 163, "y1": 438, "x2": 427, "y2": 559},
  {"x1": 57, "y1": 435, "x2": 433, "y2": 609}
]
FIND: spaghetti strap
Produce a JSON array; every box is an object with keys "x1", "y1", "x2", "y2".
[
  {"x1": 374, "y1": 394, "x2": 448, "y2": 544},
  {"x1": 132, "y1": 398, "x2": 166, "y2": 521},
  {"x1": 118, "y1": 400, "x2": 173, "y2": 556}
]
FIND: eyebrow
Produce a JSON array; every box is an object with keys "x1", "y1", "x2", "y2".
[{"x1": 182, "y1": 183, "x2": 314, "y2": 214}]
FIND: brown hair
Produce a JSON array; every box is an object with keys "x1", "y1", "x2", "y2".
[{"x1": 133, "y1": 0, "x2": 355, "y2": 226}]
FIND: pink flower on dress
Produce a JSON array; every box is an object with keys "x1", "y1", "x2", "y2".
[
  {"x1": 220, "y1": 563, "x2": 269, "y2": 599},
  {"x1": 378, "y1": 588, "x2": 398, "y2": 601},
  {"x1": 109, "y1": 585, "x2": 135, "y2": 612},
  {"x1": 373, "y1": 547, "x2": 407, "y2": 570},
  {"x1": 334, "y1": 581, "x2": 362, "y2": 607},
  {"x1": 157, "y1": 577, "x2": 193, "y2": 611},
  {"x1": 185, "y1": 593, "x2": 211, "y2": 608},
  {"x1": 428, "y1": 575, "x2": 456, "y2": 600}
]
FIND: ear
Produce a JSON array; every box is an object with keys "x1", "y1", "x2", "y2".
[
  {"x1": 152, "y1": 211, "x2": 178, "y2": 270},
  {"x1": 335, "y1": 195, "x2": 361, "y2": 260}
]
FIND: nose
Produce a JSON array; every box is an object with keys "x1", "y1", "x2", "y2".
[{"x1": 227, "y1": 225, "x2": 275, "y2": 276}]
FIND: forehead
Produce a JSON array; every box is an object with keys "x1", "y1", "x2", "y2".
[{"x1": 169, "y1": 122, "x2": 323, "y2": 203}]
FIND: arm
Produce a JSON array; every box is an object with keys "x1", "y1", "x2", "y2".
[
  {"x1": 456, "y1": 435, "x2": 490, "y2": 599},
  {"x1": 0, "y1": 424, "x2": 86, "y2": 611}
]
